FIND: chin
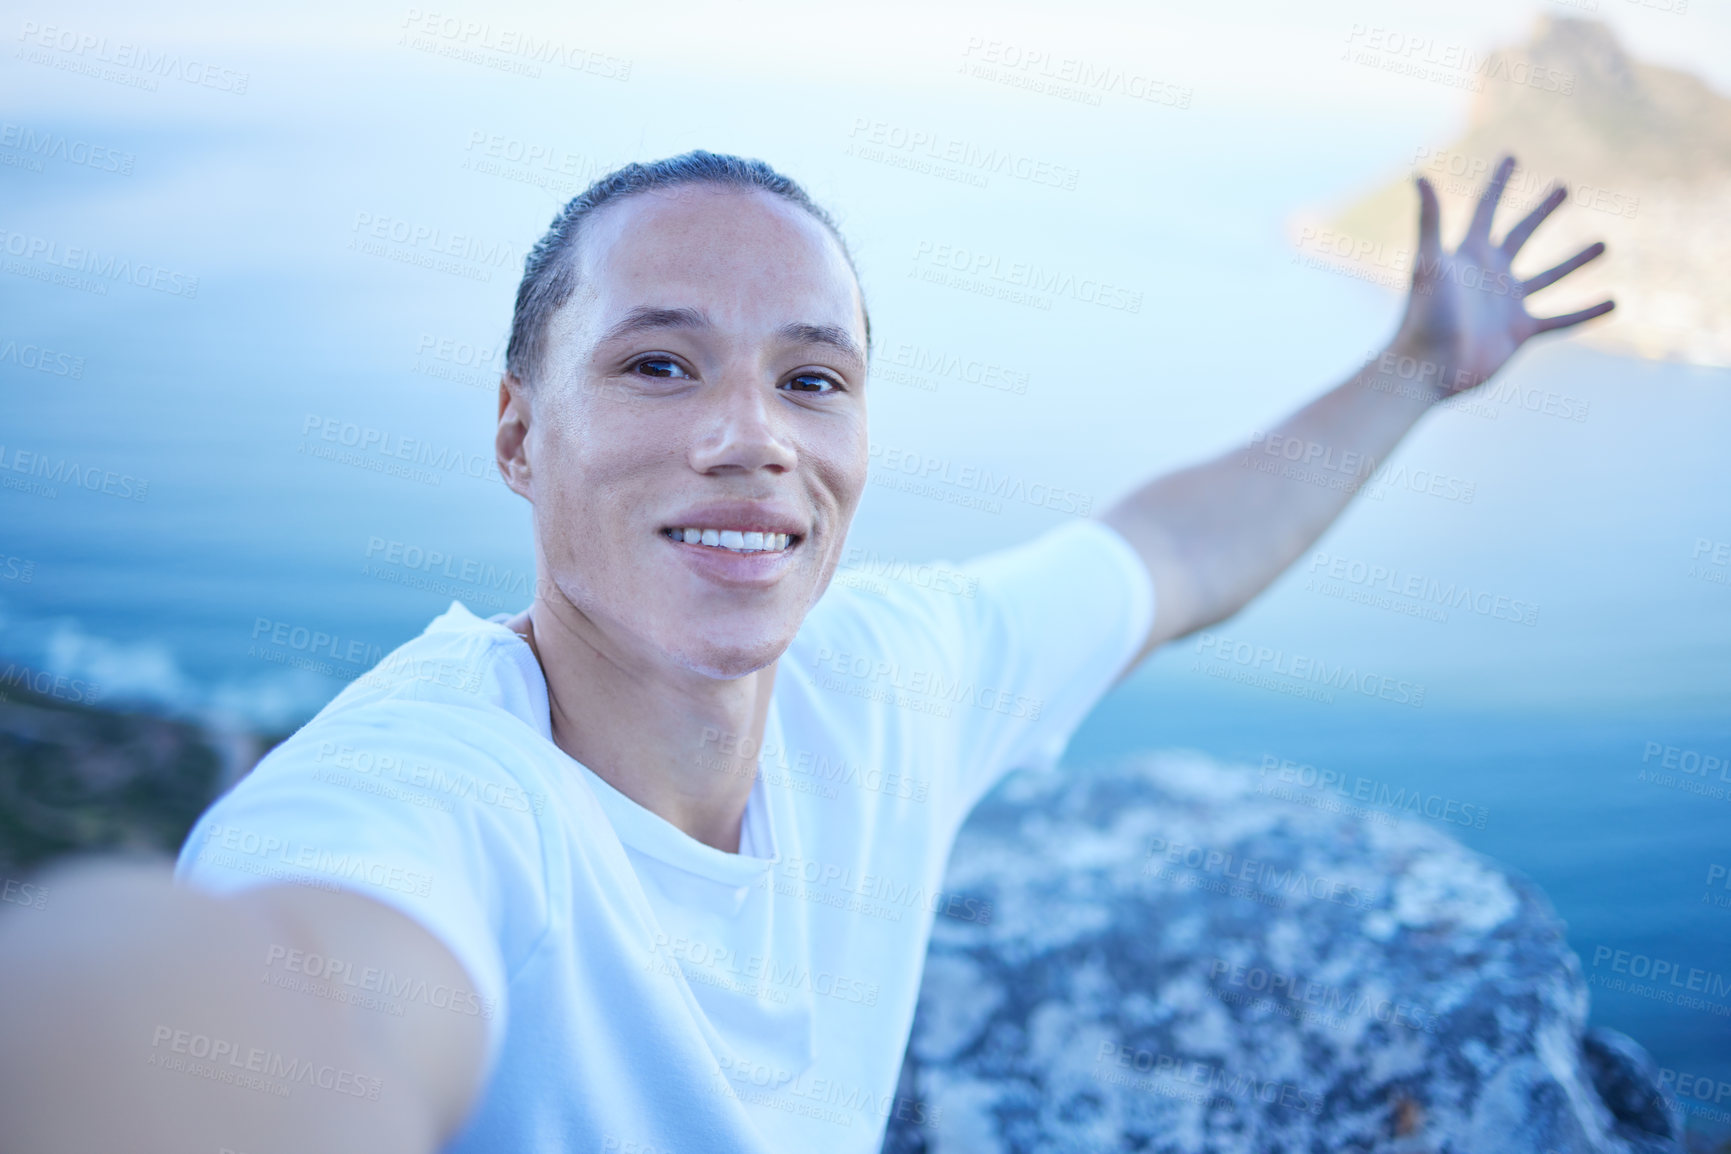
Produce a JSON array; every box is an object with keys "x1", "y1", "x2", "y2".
[{"x1": 665, "y1": 628, "x2": 793, "y2": 682}]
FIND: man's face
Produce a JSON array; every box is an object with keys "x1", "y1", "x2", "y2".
[{"x1": 503, "y1": 185, "x2": 869, "y2": 680}]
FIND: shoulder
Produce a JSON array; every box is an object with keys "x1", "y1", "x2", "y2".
[
  {"x1": 307, "y1": 600, "x2": 549, "y2": 734},
  {"x1": 790, "y1": 520, "x2": 1145, "y2": 655}
]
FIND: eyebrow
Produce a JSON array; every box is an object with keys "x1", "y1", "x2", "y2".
[
  {"x1": 596, "y1": 305, "x2": 709, "y2": 347},
  {"x1": 595, "y1": 306, "x2": 865, "y2": 370},
  {"x1": 775, "y1": 322, "x2": 865, "y2": 369}
]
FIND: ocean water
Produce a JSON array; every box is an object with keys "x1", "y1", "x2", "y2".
[{"x1": 2, "y1": 16, "x2": 1727, "y2": 1131}]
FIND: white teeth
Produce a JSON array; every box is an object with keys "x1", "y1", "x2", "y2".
[{"x1": 670, "y1": 528, "x2": 796, "y2": 554}]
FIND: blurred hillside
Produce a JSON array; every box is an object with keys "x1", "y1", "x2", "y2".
[
  {"x1": 1300, "y1": 16, "x2": 1731, "y2": 366},
  {"x1": 0, "y1": 681, "x2": 276, "y2": 878}
]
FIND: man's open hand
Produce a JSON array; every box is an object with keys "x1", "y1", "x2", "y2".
[{"x1": 1394, "y1": 154, "x2": 1615, "y2": 399}]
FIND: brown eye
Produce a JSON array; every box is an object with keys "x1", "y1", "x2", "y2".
[
  {"x1": 634, "y1": 357, "x2": 689, "y2": 379},
  {"x1": 784, "y1": 372, "x2": 840, "y2": 394}
]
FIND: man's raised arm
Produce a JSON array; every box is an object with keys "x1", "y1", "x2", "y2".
[
  {"x1": 1103, "y1": 155, "x2": 1614, "y2": 669},
  {"x1": 0, "y1": 858, "x2": 488, "y2": 1153}
]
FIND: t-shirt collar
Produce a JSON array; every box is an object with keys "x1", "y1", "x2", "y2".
[{"x1": 471, "y1": 601, "x2": 782, "y2": 884}]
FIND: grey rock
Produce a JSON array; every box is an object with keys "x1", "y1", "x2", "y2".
[{"x1": 883, "y1": 752, "x2": 1684, "y2": 1154}]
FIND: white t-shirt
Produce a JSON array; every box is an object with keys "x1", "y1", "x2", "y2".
[{"x1": 174, "y1": 517, "x2": 1154, "y2": 1153}]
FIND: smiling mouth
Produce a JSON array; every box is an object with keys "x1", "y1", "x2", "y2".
[{"x1": 661, "y1": 527, "x2": 803, "y2": 554}]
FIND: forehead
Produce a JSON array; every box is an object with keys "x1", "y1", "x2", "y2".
[{"x1": 568, "y1": 185, "x2": 864, "y2": 343}]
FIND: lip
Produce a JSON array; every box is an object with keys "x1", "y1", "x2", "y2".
[
  {"x1": 658, "y1": 500, "x2": 809, "y2": 590},
  {"x1": 660, "y1": 500, "x2": 807, "y2": 538},
  {"x1": 663, "y1": 528, "x2": 801, "y2": 589}
]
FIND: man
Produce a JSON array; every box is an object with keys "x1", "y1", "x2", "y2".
[{"x1": 0, "y1": 150, "x2": 1610, "y2": 1152}]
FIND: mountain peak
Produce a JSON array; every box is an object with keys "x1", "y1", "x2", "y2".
[{"x1": 1308, "y1": 19, "x2": 1731, "y2": 366}]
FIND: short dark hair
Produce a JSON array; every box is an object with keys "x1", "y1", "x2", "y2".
[{"x1": 505, "y1": 149, "x2": 869, "y2": 388}]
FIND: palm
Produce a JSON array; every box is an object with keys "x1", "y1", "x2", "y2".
[{"x1": 1395, "y1": 155, "x2": 1614, "y2": 397}]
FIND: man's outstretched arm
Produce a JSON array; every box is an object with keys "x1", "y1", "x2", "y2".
[
  {"x1": 1103, "y1": 155, "x2": 1614, "y2": 669},
  {"x1": 0, "y1": 858, "x2": 489, "y2": 1153}
]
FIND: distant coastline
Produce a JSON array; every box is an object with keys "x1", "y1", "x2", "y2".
[{"x1": 1297, "y1": 16, "x2": 1731, "y2": 368}]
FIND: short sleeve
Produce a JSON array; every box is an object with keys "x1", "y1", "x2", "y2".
[
  {"x1": 941, "y1": 518, "x2": 1155, "y2": 813},
  {"x1": 173, "y1": 700, "x2": 552, "y2": 1083}
]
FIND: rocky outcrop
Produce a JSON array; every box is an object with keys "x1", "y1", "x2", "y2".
[{"x1": 884, "y1": 752, "x2": 1684, "y2": 1153}]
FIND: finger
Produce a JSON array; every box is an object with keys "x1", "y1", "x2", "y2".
[
  {"x1": 1521, "y1": 241, "x2": 1606, "y2": 294},
  {"x1": 1534, "y1": 299, "x2": 1615, "y2": 334},
  {"x1": 1500, "y1": 185, "x2": 1567, "y2": 258},
  {"x1": 1415, "y1": 175, "x2": 1442, "y2": 268},
  {"x1": 1466, "y1": 155, "x2": 1516, "y2": 245}
]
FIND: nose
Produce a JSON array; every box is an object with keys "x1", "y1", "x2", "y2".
[{"x1": 688, "y1": 368, "x2": 797, "y2": 476}]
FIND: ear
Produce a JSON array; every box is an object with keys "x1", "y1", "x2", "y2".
[{"x1": 496, "y1": 373, "x2": 533, "y2": 500}]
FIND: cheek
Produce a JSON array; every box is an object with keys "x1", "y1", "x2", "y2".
[
  {"x1": 830, "y1": 431, "x2": 871, "y2": 513},
  {"x1": 531, "y1": 419, "x2": 679, "y2": 562}
]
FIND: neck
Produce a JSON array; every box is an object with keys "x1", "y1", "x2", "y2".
[{"x1": 504, "y1": 599, "x2": 773, "y2": 854}]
